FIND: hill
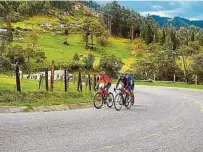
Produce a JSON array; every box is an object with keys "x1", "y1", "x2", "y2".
[{"x1": 151, "y1": 15, "x2": 203, "y2": 29}]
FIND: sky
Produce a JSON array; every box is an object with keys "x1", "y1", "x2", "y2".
[{"x1": 98, "y1": 1, "x2": 203, "y2": 21}]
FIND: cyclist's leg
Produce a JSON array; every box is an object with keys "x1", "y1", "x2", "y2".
[{"x1": 104, "y1": 83, "x2": 111, "y2": 95}]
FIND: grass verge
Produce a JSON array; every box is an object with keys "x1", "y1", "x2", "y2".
[
  {"x1": 0, "y1": 89, "x2": 93, "y2": 107},
  {"x1": 136, "y1": 81, "x2": 203, "y2": 90}
]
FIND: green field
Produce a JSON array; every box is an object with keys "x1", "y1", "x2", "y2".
[{"x1": 39, "y1": 34, "x2": 132, "y2": 64}]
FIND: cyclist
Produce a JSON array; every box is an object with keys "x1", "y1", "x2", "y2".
[
  {"x1": 95, "y1": 71, "x2": 112, "y2": 99},
  {"x1": 127, "y1": 72, "x2": 135, "y2": 104},
  {"x1": 115, "y1": 73, "x2": 129, "y2": 90}
]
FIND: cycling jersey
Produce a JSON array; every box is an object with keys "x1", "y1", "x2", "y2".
[
  {"x1": 116, "y1": 75, "x2": 129, "y2": 89},
  {"x1": 128, "y1": 74, "x2": 135, "y2": 90},
  {"x1": 99, "y1": 74, "x2": 112, "y2": 84}
]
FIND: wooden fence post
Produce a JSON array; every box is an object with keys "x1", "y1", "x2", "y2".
[
  {"x1": 64, "y1": 70, "x2": 67, "y2": 92},
  {"x1": 15, "y1": 61, "x2": 21, "y2": 92},
  {"x1": 45, "y1": 68, "x2": 49, "y2": 91},
  {"x1": 195, "y1": 75, "x2": 198, "y2": 85},
  {"x1": 88, "y1": 74, "x2": 91, "y2": 91},
  {"x1": 38, "y1": 74, "x2": 43, "y2": 89},
  {"x1": 153, "y1": 74, "x2": 156, "y2": 82},
  {"x1": 93, "y1": 74, "x2": 96, "y2": 91},
  {"x1": 77, "y1": 69, "x2": 82, "y2": 92},
  {"x1": 50, "y1": 60, "x2": 55, "y2": 92}
]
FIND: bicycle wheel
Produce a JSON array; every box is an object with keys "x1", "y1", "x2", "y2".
[
  {"x1": 131, "y1": 93, "x2": 135, "y2": 105},
  {"x1": 93, "y1": 92, "x2": 103, "y2": 109},
  {"x1": 114, "y1": 93, "x2": 123, "y2": 111},
  {"x1": 106, "y1": 92, "x2": 114, "y2": 108},
  {"x1": 125, "y1": 95, "x2": 132, "y2": 109}
]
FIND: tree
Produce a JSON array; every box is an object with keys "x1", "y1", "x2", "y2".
[
  {"x1": 82, "y1": 17, "x2": 107, "y2": 49},
  {"x1": 170, "y1": 30, "x2": 177, "y2": 50},
  {"x1": 24, "y1": 31, "x2": 40, "y2": 73},
  {"x1": 17, "y1": 2, "x2": 30, "y2": 16},
  {"x1": 132, "y1": 54, "x2": 155, "y2": 80},
  {"x1": 161, "y1": 29, "x2": 166, "y2": 45},
  {"x1": 99, "y1": 54, "x2": 123, "y2": 78},
  {"x1": 192, "y1": 53, "x2": 203, "y2": 82},
  {"x1": 145, "y1": 24, "x2": 153, "y2": 44},
  {"x1": 191, "y1": 31, "x2": 195, "y2": 42},
  {"x1": 84, "y1": 53, "x2": 95, "y2": 69},
  {"x1": 177, "y1": 42, "x2": 200, "y2": 82},
  {"x1": 73, "y1": 53, "x2": 80, "y2": 61}
]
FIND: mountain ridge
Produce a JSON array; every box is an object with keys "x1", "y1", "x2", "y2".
[{"x1": 151, "y1": 15, "x2": 203, "y2": 29}]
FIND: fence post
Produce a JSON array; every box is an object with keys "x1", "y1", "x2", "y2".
[
  {"x1": 88, "y1": 74, "x2": 91, "y2": 91},
  {"x1": 85, "y1": 75, "x2": 88, "y2": 89},
  {"x1": 173, "y1": 74, "x2": 176, "y2": 82},
  {"x1": 195, "y1": 75, "x2": 198, "y2": 85},
  {"x1": 64, "y1": 70, "x2": 67, "y2": 92},
  {"x1": 93, "y1": 74, "x2": 96, "y2": 91},
  {"x1": 15, "y1": 61, "x2": 21, "y2": 92},
  {"x1": 50, "y1": 60, "x2": 55, "y2": 92},
  {"x1": 38, "y1": 74, "x2": 43, "y2": 89},
  {"x1": 77, "y1": 69, "x2": 82, "y2": 92},
  {"x1": 45, "y1": 68, "x2": 49, "y2": 91},
  {"x1": 153, "y1": 74, "x2": 156, "y2": 82}
]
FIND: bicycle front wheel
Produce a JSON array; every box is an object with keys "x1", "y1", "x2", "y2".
[
  {"x1": 106, "y1": 92, "x2": 114, "y2": 108},
  {"x1": 114, "y1": 93, "x2": 123, "y2": 111},
  {"x1": 93, "y1": 92, "x2": 103, "y2": 109}
]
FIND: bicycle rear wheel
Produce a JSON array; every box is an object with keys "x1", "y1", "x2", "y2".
[
  {"x1": 93, "y1": 92, "x2": 103, "y2": 109},
  {"x1": 106, "y1": 92, "x2": 114, "y2": 108},
  {"x1": 114, "y1": 93, "x2": 123, "y2": 111}
]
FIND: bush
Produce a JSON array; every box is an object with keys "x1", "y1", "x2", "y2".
[
  {"x1": 84, "y1": 53, "x2": 95, "y2": 69},
  {"x1": 98, "y1": 54, "x2": 123, "y2": 78},
  {"x1": 0, "y1": 56, "x2": 13, "y2": 72},
  {"x1": 73, "y1": 53, "x2": 80, "y2": 61},
  {"x1": 97, "y1": 33, "x2": 108, "y2": 46},
  {"x1": 67, "y1": 60, "x2": 85, "y2": 71}
]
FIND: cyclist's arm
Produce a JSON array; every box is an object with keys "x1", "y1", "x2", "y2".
[{"x1": 116, "y1": 78, "x2": 121, "y2": 88}]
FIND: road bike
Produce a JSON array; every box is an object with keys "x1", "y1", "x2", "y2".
[
  {"x1": 114, "y1": 88, "x2": 134, "y2": 111},
  {"x1": 93, "y1": 86, "x2": 114, "y2": 109}
]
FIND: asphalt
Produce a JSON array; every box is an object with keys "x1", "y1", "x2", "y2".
[{"x1": 1, "y1": 86, "x2": 203, "y2": 152}]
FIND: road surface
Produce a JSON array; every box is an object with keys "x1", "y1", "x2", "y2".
[{"x1": 1, "y1": 86, "x2": 203, "y2": 152}]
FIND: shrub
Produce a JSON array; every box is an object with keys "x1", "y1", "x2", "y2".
[{"x1": 98, "y1": 54, "x2": 123, "y2": 78}]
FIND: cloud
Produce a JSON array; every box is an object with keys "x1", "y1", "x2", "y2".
[
  {"x1": 188, "y1": 17, "x2": 203, "y2": 21},
  {"x1": 140, "y1": 2, "x2": 189, "y2": 18},
  {"x1": 140, "y1": 9, "x2": 177, "y2": 18},
  {"x1": 151, "y1": 5, "x2": 162, "y2": 10}
]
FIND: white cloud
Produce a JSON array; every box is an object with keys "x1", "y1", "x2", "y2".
[
  {"x1": 140, "y1": 10, "x2": 176, "y2": 18},
  {"x1": 188, "y1": 17, "x2": 203, "y2": 21},
  {"x1": 141, "y1": 2, "x2": 190, "y2": 18},
  {"x1": 151, "y1": 5, "x2": 162, "y2": 10}
]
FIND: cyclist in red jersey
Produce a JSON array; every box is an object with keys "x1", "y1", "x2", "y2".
[{"x1": 96, "y1": 71, "x2": 112, "y2": 97}]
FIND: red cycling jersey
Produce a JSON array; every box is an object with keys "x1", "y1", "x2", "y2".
[{"x1": 99, "y1": 74, "x2": 112, "y2": 84}]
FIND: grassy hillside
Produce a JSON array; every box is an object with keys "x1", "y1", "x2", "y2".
[
  {"x1": 11, "y1": 15, "x2": 59, "y2": 31},
  {"x1": 39, "y1": 34, "x2": 132, "y2": 62}
]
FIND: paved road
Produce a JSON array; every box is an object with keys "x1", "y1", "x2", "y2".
[{"x1": 1, "y1": 86, "x2": 203, "y2": 152}]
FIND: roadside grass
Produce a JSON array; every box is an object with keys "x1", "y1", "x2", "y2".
[
  {"x1": 1, "y1": 74, "x2": 203, "y2": 107},
  {"x1": 0, "y1": 75, "x2": 94, "y2": 107},
  {"x1": 136, "y1": 81, "x2": 203, "y2": 90}
]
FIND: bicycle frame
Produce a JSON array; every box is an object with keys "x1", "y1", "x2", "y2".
[{"x1": 97, "y1": 87, "x2": 108, "y2": 99}]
